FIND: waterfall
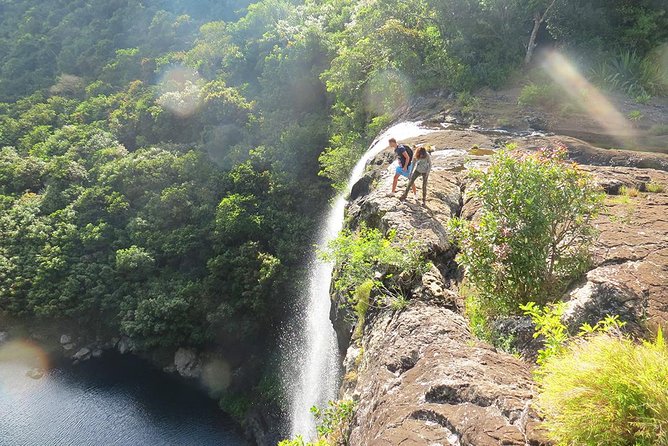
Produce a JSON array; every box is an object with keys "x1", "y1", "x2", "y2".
[{"x1": 287, "y1": 121, "x2": 435, "y2": 439}]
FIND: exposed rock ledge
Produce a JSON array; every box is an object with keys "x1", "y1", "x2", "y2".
[{"x1": 334, "y1": 126, "x2": 668, "y2": 445}]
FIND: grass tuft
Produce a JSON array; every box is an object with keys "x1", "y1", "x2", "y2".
[{"x1": 538, "y1": 331, "x2": 668, "y2": 445}]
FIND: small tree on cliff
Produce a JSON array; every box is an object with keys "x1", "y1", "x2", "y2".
[{"x1": 449, "y1": 145, "x2": 604, "y2": 318}]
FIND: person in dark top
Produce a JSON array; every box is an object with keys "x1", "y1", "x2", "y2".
[{"x1": 389, "y1": 138, "x2": 416, "y2": 195}]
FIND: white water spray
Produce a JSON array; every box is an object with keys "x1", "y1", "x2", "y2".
[{"x1": 288, "y1": 122, "x2": 435, "y2": 439}]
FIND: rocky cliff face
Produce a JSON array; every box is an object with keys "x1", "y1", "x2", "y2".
[{"x1": 333, "y1": 126, "x2": 668, "y2": 445}]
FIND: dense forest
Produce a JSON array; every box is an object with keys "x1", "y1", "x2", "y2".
[{"x1": 0, "y1": 0, "x2": 666, "y2": 420}]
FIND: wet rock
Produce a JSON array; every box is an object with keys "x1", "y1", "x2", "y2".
[
  {"x1": 330, "y1": 294, "x2": 355, "y2": 353},
  {"x1": 73, "y1": 347, "x2": 91, "y2": 361},
  {"x1": 117, "y1": 337, "x2": 134, "y2": 354},
  {"x1": 26, "y1": 368, "x2": 45, "y2": 379},
  {"x1": 526, "y1": 115, "x2": 548, "y2": 131},
  {"x1": 92, "y1": 349, "x2": 103, "y2": 359},
  {"x1": 350, "y1": 172, "x2": 377, "y2": 201},
  {"x1": 174, "y1": 348, "x2": 202, "y2": 378}
]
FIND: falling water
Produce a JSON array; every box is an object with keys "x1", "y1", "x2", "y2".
[{"x1": 288, "y1": 121, "x2": 435, "y2": 439}]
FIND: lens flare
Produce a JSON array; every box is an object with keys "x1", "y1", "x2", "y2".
[
  {"x1": 652, "y1": 43, "x2": 668, "y2": 90},
  {"x1": 0, "y1": 340, "x2": 50, "y2": 397},
  {"x1": 200, "y1": 359, "x2": 232, "y2": 394},
  {"x1": 541, "y1": 51, "x2": 636, "y2": 147},
  {"x1": 364, "y1": 69, "x2": 411, "y2": 116},
  {"x1": 157, "y1": 65, "x2": 202, "y2": 117}
]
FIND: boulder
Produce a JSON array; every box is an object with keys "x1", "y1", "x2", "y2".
[
  {"x1": 342, "y1": 302, "x2": 548, "y2": 446},
  {"x1": 26, "y1": 368, "x2": 45, "y2": 380},
  {"x1": 117, "y1": 337, "x2": 133, "y2": 354},
  {"x1": 174, "y1": 348, "x2": 202, "y2": 378},
  {"x1": 0, "y1": 331, "x2": 8, "y2": 344},
  {"x1": 73, "y1": 347, "x2": 91, "y2": 361}
]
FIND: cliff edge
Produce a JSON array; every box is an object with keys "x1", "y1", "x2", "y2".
[{"x1": 332, "y1": 126, "x2": 668, "y2": 445}]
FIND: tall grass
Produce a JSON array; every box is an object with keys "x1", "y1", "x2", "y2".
[
  {"x1": 538, "y1": 331, "x2": 668, "y2": 445},
  {"x1": 589, "y1": 50, "x2": 667, "y2": 97}
]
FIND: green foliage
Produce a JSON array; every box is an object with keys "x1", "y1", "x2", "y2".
[
  {"x1": 277, "y1": 437, "x2": 328, "y2": 446},
  {"x1": 311, "y1": 399, "x2": 357, "y2": 445},
  {"x1": 517, "y1": 83, "x2": 562, "y2": 108},
  {"x1": 218, "y1": 392, "x2": 253, "y2": 425},
  {"x1": 537, "y1": 330, "x2": 668, "y2": 445},
  {"x1": 322, "y1": 224, "x2": 427, "y2": 299},
  {"x1": 620, "y1": 185, "x2": 640, "y2": 197},
  {"x1": 321, "y1": 224, "x2": 428, "y2": 335},
  {"x1": 589, "y1": 49, "x2": 668, "y2": 97},
  {"x1": 449, "y1": 147, "x2": 604, "y2": 324},
  {"x1": 520, "y1": 301, "x2": 569, "y2": 365},
  {"x1": 463, "y1": 291, "x2": 493, "y2": 342},
  {"x1": 279, "y1": 400, "x2": 357, "y2": 446},
  {"x1": 456, "y1": 92, "x2": 480, "y2": 116},
  {"x1": 627, "y1": 109, "x2": 644, "y2": 121},
  {"x1": 0, "y1": 0, "x2": 666, "y2": 424},
  {"x1": 522, "y1": 300, "x2": 626, "y2": 367},
  {"x1": 646, "y1": 182, "x2": 665, "y2": 193}
]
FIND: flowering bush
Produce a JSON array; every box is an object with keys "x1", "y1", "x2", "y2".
[{"x1": 449, "y1": 146, "x2": 604, "y2": 322}]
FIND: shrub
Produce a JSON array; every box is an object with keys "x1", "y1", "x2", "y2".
[
  {"x1": 456, "y1": 91, "x2": 480, "y2": 116},
  {"x1": 627, "y1": 110, "x2": 644, "y2": 121},
  {"x1": 321, "y1": 224, "x2": 428, "y2": 311},
  {"x1": 449, "y1": 146, "x2": 604, "y2": 321},
  {"x1": 589, "y1": 50, "x2": 668, "y2": 97},
  {"x1": 278, "y1": 400, "x2": 357, "y2": 446},
  {"x1": 620, "y1": 185, "x2": 640, "y2": 197},
  {"x1": 521, "y1": 301, "x2": 625, "y2": 367},
  {"x1": 537, "y1": 330, "x2": 668, "y2": 445},
  {"x1": 277, "y1": 437, "x2": 328, "y2": 446},
  {"x1": 647, "y1": 182, "x2": 665, "y2": 193},
  {"x1": 517, "y1": 83, "x2": 561, "y2": 107},
  {"x1": 312, "y1": 400, "x2": 357, "y2": 445}
]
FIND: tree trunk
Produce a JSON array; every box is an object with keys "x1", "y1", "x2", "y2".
[
  {"x1": 525, "y1": 12, "x2": 542, "y2": 65},
  {"x1": 525, "y1": 0, "x2": 559, "y2": 66}
]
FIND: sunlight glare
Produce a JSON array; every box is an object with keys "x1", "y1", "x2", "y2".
[
  {"x1": 157, "y1": 65, "x2": 202, "y2": 117},
  {"x1": 0, "y1": 340, "x2": 50, "y2": 397},
  {"x1": 364, "y1": 68, "x2": 410, "y2": 116},
  {"x1": 542, "y1": 51, "x2": 635, "y2": 146}
]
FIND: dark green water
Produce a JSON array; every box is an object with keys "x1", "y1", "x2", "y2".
[{"x1": 0, "y1": 351, "x2": 246, "y2": 446}]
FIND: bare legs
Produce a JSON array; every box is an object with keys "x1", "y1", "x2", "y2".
[{"x1": 392, "y1": 173, "x2": 417, "y2": 194}]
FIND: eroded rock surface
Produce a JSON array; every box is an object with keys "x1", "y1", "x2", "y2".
[
  {"x1": 567, "y1": 166, "x2": 668, "y2": 330},
  {"x1": 344, "y1": 302, "x2": 547, "y2": 446}
]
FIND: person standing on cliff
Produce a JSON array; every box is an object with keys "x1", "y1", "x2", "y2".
[
  {"x1": 401, "y1": 145, "x2": 431, "y2": 206},
  {"x1": 389, "y1": 138, "x2": 416, "y2": 195}
]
